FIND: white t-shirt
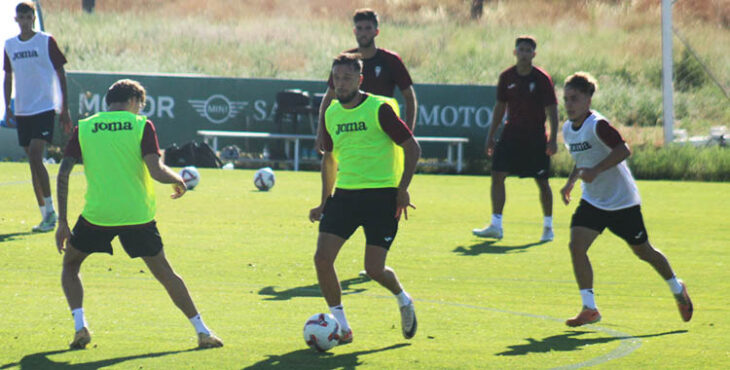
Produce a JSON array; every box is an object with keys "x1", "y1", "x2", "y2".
[
  {"x1": 4, "y1": 31, "x2": 63, "y2": 115},
  {"x1": 562, "y1": 111, "x2": 641, "y2": 210}
]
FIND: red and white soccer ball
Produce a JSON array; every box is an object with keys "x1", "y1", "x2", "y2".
[
  {"x1": 303, "y1": 313, "x2": 340, "y2": 352},
  {"x1": 179, "y1": 166, "x2": 200, "y2": 190},
  {"x1": 254, "y1": 167, "x2": 275, "y2": 191}
]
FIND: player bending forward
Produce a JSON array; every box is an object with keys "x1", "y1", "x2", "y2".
[
  {"x1": 560, "y1": 72, "x2": 692, "y2": 326},
  {"x1": 55, "y1": 79, "x2": 223, "y2": 349}
]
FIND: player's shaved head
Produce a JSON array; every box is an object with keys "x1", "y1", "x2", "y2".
[
  {"x1": 515, "y1": 35, "x2": 537, "y2": 50},
  {"x1": 106, "y1": 79, "x2": 146, "y2": 106},
  {"x1": 565, "y1": 72, "x2": 599, "y2": 97},
  {"x1": 16, "y1": 1, "x2": 35, "y2": 14},
  {"x1": 332, "y1": 53, "x2": 363, "y2": 74},
  {"x1": 353, "y1": 8, "x2": 378, "y2": 28}
]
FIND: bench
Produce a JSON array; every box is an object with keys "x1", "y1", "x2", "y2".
[{"x1": 197, "y1": 130, "x2": 469, "y2": 172}]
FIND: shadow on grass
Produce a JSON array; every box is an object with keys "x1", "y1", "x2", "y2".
[
  {"x1": 496, "y1": 329, "x2": 688, "y2": 356},
  {"x1": 453, "y1": 240, "x2": 548, "y2": 256},
  {"x1": 0, "y1": 231, "x2": 34, "y2": 243},
  {"x1": 0, "y1": 347, "x2": 201, "y2": 370},
  {"x1": 244, "y1": 343, "x2": 410, "y2": 369},
  {"x1": 258, "y1": 276, "x2": 371, "y2": 301}
]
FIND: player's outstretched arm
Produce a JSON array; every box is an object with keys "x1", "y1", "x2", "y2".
[
  {"x1": 55, "y1": 157, "x2": 77, "y2": 253},
  {"x1": 143, "y1": 153, "x2": 187, "y2": 199}
]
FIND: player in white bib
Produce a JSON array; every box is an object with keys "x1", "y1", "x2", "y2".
[
  {"x1": 560, "y1": 72, "x2": 692, "y2": 326},
  {"x1": 4, "y1": 1, "x2": 72, "y2": 232}
]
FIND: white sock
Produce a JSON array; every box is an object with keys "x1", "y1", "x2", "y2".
[
  {"x1": 71, "y1": 308, "x2": 88, "y2": 332},
  {"x1": 544, "y1": 216, "x2": 553, "y2": 228},
  {"x1": 189, "y1": 313, "x2": 211, "y2": 335},
  {"x1": 580, "y1": 289, "x2": 597, "y2": 309},
  {"x1": 329, "y1": 305, "x2": 350, "y2": 332},
  {"x1": 666, "y1": 276, "x2": 683, "y2": 295},
  {"x1": 44, "y1": 196, "x2": 54, "y2": 214},
  {"x1": 491, "y1": 214, "x2": 503, "y2": 229},
  {"x1": 39, "y1": 205, "x2": 47, "y2": 219},
  {"x1": 395, "y1": 290, "x2": 412, "y2": 307}
]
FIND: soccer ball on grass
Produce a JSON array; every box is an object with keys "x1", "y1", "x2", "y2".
[
  {"x1": 302, "y1": 313, "x2": 340, "y2": 352},
  {"x1": 254, "y1": 167, "x2": 275, "y2": 191}
]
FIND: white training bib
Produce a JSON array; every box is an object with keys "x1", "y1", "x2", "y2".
[
  {"x1": 562, "y1": 112, "x2": 641, "y2": 210},
  {"x1": 4, "y1": 31, "x2": 61, "y2": 115}
]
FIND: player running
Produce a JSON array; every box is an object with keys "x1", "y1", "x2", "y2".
[
  {"x1": 473, "y1": 35, "x2": 559, "y2": 242},
  {"x1": 55, "y1": 79, "x2": 223, "y2": 349},
  {"x1": 309, "y1": 53, "x2": 421, "y2": 344},
  {"x1": 560, "y1": 72, "x2": 693, "y2": 326}
]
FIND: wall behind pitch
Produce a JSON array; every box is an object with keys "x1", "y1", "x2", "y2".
[{"x1": 66, "y1": 72, "x2": 496, "y2": 160}]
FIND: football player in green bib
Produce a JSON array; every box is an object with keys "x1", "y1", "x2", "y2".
[
  {"x1": 309, "y1": 53, "x2": 421, "y2": 345},
  {"x1": 55, "y1": 79, "x2": 223, "y2": 350}
]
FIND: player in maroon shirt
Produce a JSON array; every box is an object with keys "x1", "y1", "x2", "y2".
[
  {"x1": 315, "y1": 8, "x2": 417, "y2": 152},
  {"x1": 473, "y1": 35, "x2": 560, "y2": 242}
]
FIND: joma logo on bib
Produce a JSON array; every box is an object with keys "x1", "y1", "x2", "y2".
[
  {"x1": 92, "y1": 121, "x2": 133, "y2": 133},
  {"x1": 335, "y1": 121, "x2": 367, "y2": 135}
]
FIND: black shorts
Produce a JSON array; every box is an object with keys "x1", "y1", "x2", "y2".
[
  {"x1": 16, "y1": 110, "x2": 55, "y2": 147},
  {"x1": 571, "y1": 199, "x2": 649, "y2": 245},
  {"x1": 319, "y1": 188, "x2": 399, "y2": 249},
  {"x1": 492, "y1": 138, "x2": 550, "y2": 179},
  {"x1": 69, "y1": 216, "x2": 164, "y2": 258}
]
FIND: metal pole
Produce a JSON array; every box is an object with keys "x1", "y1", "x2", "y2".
[
  {"x1": 661, "y1": 0, "x2": 674, "y2": 145},
  {"x1": 294, "y1": 138, "x2": 300, "y2": 171}
]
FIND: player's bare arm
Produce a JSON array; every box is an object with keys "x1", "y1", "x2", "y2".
[
  {"x1": 309, "y1": 151, "x2": 337, "y2": 222},
  {"x1": 485, "y1": 101, "x2": 506, "y2": 157},
  {"x1": 545, "y1": 104, "x2": 559, "y2": 156},
  {"x1": 143, "y1": 153, "x2": 187, "y2": 199},
  {"x1": 315, "y1": 88, "x2": 336, "y2": 153},
  {"x1": 56, "y1": 66, "x2": 72, "y2": 133},
  {"x1": 578, "y1": 143, "x2": 631, "y2": 183},
  {"x1": 401, "y1": 85, "x2": 418, "y2": 131},
  {"x1": 3, "y1": 70, "x2": 13, "y2": 125},
  {"x1": 55, "y1": 156, "x2": 77, "y2": 253},
  {"x1": 395, "y1": 137, "x2": 421, "y2": 220},
  {"x1": 561, "y1": 165, "x2": 580, "y2": 205}
]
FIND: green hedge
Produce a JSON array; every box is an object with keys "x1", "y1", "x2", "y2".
[{"x1": 455, "y1": 145, "x2": 730, "y2": 181}]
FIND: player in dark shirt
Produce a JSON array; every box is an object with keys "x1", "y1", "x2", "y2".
[
  {"x1": 473, "y1": 35, "x2": 560, "y2": 243},
  {"x1": 315, "y1": 8, "x2": 417, "y2": 151}
]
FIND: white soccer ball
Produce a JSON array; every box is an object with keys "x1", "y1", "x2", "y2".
[
  {"x1": 303, "y1": 313, "x2": 340, "y2": 352},
  {"x1": 180, "y1": 166, "x2": 200, "y2": 190},
  {"x1": 254, "y1": 167, "x2": 275, "y2": 191}
]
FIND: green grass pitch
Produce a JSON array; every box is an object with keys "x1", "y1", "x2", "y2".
[{"x1": 0, "y1": 162, "x2": 728, "y2": 369}]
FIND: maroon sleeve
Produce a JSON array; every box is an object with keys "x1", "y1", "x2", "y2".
[
  {"x1": 539, "y1": 71, "x2": 558, "y2": 106},
  {"x1": 47, "y1": 36, "x2": 67, "y2": 70},
  {"x1": 64, "y1": 126, "x2": 82, "y2": 159},
  {"x1": 141, "y1": 120, "x2": 161, "y2": 156},
  {"x1": 596, "y1": 120, "x2": 624, "y2": 148},
  {"x1": 496, "y1": 72, "x2": 508, "y2": 102},
  {"x1": 3, "y1": 50, "x2": 10, "y2": 73},
  {"x1": 385, "y1": 52, "x2": 413, "y2": 90},
  {"x1": 378, "y1": 103, "x2": 413, "y2": 144}
]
